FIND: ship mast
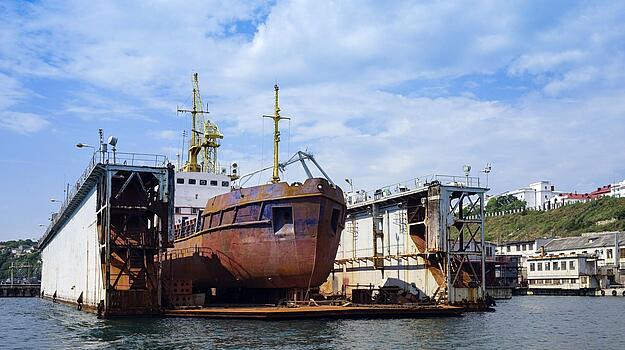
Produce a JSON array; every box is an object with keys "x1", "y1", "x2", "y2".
[
  {"x1": 264, "y1": 84, "x2": 290, "y2": 184},
  {"x1": 177, "y1": 73, "x2": 223, "y2": 173}
]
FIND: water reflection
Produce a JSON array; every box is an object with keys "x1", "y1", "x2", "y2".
[{"x1": 1, "y1": 297, "x2": 624, "y2": 349}]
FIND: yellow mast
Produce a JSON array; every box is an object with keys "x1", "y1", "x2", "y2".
[
  {"x1": 264, "y1": 84, "x2": 290, "y2": 184},
  {"x1": 177, "y1": 73, "x2": 223, "y2": 173}
]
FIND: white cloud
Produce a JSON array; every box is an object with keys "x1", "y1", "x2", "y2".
[
  {"x1": 148, "y1": 129, "x2": 180, "y2": 141},
  {"x1": 508, "y1": 50, "x2": 585, "y2": 75},
  {"x1": 0, "y1": 111, "x2": 50, "y2": 133},
  {"x1": 1, "y1": 0, "x2": 624, "y2": 192}
]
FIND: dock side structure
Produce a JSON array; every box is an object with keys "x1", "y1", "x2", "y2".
[
  {"x1": 322, "y1": 175, "x2": 489, "y2": 306},
  {"x1": 39, "y1": 152, "x2": 174, "y2": 317}
]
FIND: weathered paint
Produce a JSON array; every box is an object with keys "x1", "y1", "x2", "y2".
[
  {"x1": 164, "y1": 178, "x2": 346, "y2": 289},
  {"x1": 41, "y1": 187, "x2": 103, "y2": 308}
]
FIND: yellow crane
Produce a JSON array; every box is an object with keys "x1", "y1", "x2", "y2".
[{"x1": 177, "y1": 73, "x2": 223, "y2": 173}]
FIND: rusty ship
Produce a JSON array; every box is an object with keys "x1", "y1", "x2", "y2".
[{"x1": 163, "y1": 75, "x2": 345, "y2": 303}]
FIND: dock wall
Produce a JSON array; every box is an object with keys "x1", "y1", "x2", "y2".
[{"x1": 41, "y1": 187, "x2": 103, "y2": 307}]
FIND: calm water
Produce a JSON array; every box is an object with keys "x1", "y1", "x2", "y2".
[{"x1": 1, "y1": 297, "x2": 624, "y2": 349}]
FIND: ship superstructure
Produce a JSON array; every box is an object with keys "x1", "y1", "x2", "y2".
[{"x1": 173, "y1": 73, "x2": 237, "y2": 227}]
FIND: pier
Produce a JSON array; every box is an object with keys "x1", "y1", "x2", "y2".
[{"x1": 0, "y1": 284, "x2": 40, "y2": 297}]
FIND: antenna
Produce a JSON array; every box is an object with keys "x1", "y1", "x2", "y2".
[
  {"x1": 177, "y1": 73, "x2": 222, "y2": 173},
  {"x1": 263, "y1": 84, "x2": 291, "y2": 184},
  {"x1": 481, "y1": 162, "x2": 492, "y2": 187}
]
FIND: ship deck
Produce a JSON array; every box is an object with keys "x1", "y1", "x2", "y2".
[{"x1": 164, "y1": 304, "x2": 463, "y2": 319}]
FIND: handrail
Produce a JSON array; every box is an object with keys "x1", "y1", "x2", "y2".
[
  {"x1": 346, "y1": 174, "x2": 481, "y2": 206},
  {"x1": 40, "y1": 151, "x2": 168, "y2": 246}
]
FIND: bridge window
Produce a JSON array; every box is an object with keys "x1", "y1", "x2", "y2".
[
  {"x1": 176, "y1": 178, "x2": 184, "y2": 184},
  {"x1": 210, "y1": 180, "x2": 218, "y2": 186},
  {"x1": 200, "y1": 180, "x2": 207, "y2": 186},
  {"x1": 222, "y1": 181, "x2": 229, "y2": 187},
  {"x1": 272, "y1": 207, "x2": 293, "y2": 235},
  {"x1": 188, "y1": 179, "x2": 196, "y2": 185}
]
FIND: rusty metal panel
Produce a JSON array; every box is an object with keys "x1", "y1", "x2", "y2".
[{"x1": 164, "y1": 178, "x2": 346, "y2": 292}]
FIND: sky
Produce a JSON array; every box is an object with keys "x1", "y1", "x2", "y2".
[{"x1": 1, "y1": 0, "x2": 625, "y2": 241}]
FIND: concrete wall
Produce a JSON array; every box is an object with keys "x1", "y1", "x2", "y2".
[{"x1": 41, "y1": 187, "x2": 104, "y2": 308}]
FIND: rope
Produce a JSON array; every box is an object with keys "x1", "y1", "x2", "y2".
[
  {"x1": 259, "y1": 117, "x2": 264, "y2": 185},
  {"x1": 304, "y1": 234, "x2": 318, "y2": 301}
]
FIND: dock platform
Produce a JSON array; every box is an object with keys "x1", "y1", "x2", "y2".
[{"x1": 164, "y1": 304, "x2": 463, "y2": 319}]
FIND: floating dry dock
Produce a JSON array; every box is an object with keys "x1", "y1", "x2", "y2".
[
  {"x1": 38, "y1": 151, "x2": 174, "y2": 317},
  {"x1": 164, "y1": 304, "x2": 463, "y2": 319}
]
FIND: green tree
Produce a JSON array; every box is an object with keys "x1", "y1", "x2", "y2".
[{"x1": 486, "y1": 194, "x2": 526, "y2": 214}]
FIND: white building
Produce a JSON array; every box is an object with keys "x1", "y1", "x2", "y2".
[
  {"x1": 538, "y1": 232, "x2": 625, "y2": 269},
  {"x1": 527, "y1": 254, "x2": 599, "y2": 294},
  {"x1": 611, "y1": 180, "x2": 625, "y2": 198},
  {"x1": 495, "y1": 181, "x2": 557, "y2": 210},
  {"x1": 496, "y1": 240, "x2": 537, "y2": 257},
  {"x1": 529, "y1": 232, "x2": 625, "y2": 289},
  {"x1": 548, "y1": 192, "x2": 592, "y2": 208}
]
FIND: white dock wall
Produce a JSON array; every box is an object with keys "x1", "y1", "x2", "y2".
[
  {"x1": 326, "y1": 206, "x2": 440, "y2": 299},
  {"x1": 41, "y1": 187, "x2": 104, "y2": 307}
]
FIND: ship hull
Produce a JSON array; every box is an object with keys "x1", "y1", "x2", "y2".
[{"x1": 164, "y1": 178, "x2": 345, "y2": 289}]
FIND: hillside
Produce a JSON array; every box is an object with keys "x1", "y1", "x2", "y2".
[
  {"x1": 0, "y1": 239, "x2": 41, "y2": 282},
  {"x1": 485, "y1": 196, "x2": 625, "y2": 242}
]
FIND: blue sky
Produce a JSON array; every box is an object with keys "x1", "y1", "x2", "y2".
[{"x1": 1, "y1": 1, "x2": 625, "y2": 240}]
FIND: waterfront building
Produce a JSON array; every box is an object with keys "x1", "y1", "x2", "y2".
[
  {"x1": 532, "y1": 232, "x2": 625, "y2": 288},
  {"x1": 527, "y1": 254, "x2": 600, "y2": 295}
]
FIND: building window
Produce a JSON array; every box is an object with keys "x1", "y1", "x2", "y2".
[
  {"x1": 571, "y1": 278, "x2": 577, "y2": 284},
  {"x1": 621, "y1": 248, "x2": 625, "y2": 259},
  {"x1": 529, "y1": 243, "x2": 534, "y2": 251},
  {"x1": 553, "y1": 262, "x2": 559, "y2": 270},
  {"x1": 176, "y1": 178, "x2": 184, "y2": 184},
  {"x1": 191, "y1": 208, "x2": 198, "y2": 214},
  {"x1": 569, "y1": 260, "x2": 575, "y2": 270},
  {"x1": 210, "y1": 180, "x2": 218, "y2": 186},
  {"x1": 522, "y1": 244, "x2": 526, "y2": 251},
  {"x1": 607, "y1": 249, "x2": 613, "y2": 259},
  {"x1": 200, "y1": 180, "x2": 207, "y2": 185},
  {"x1": 507, "y1": 246, "x2": 511, "y2": 252},
  {"x1": 175, "y1": 207, "x2": 181, "y2": 214},
  {"x1": 516, "y1": 244, "x2": 520, "y2": 251},
  {"x1": 222, "y1": 181, "x2": 229, "y2": 187},
  {"x1": 581, "y1": 276, "x2": 587, "y2": 284},
  {"x1": 545, "y1": 262, "x2": 551, "y2": 271},
  {"x1": 530, "y1": 263, "x2": 535, "y2": 271},
  {"x1": 188, "y1": 179, "x2": 196, "y2": 185},
  {"x1": 561, "y1": 261, "x2": 566, "y2": 270},
  {"x1": 537, "y1": 262, "x2": 542, "y2": 271}
]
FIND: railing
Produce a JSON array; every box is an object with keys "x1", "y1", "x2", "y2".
[
  {"x1": 40, "y1": 151, "x2": 168, "y2": 246},
  {"x1": 346, "y1": 174, "x2": 481, "y2": 205}
]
